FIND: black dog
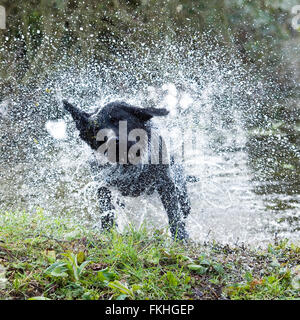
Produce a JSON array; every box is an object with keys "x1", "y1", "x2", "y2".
[{"x1": 63, "y1": 100, "x2": 191, "y2": 240}]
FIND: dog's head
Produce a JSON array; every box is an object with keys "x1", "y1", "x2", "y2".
[{"x1": 63, "y1": 100, "x2": 169, "y2": 163}]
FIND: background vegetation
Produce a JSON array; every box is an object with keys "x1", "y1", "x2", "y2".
[{"x1": 0, "y1": 0, "x2": 299, "y2": 93}]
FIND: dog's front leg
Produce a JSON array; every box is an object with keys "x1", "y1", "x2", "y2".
[
  {"x1": 172, "y1": 163, "x2": 191, "y2": 219},
  {"x1": 98, "y1": 186, "x2": 115, "y2": 230},
  {"x1": 156, "y1": 177, "x2": 189, "y2": 241}
]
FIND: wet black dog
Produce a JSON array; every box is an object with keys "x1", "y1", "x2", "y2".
[{"x1": 63, "y1": 100, "x2": 190, "y2": 240}]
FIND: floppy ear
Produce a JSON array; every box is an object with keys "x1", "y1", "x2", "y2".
[
  {"x1": 63, "y1": 100, "x2": 91, "y2": 119},
  {"x1": 121, "y1": 105, "x2": 169, "y2": 122}
]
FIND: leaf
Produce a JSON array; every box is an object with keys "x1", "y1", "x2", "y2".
[
  {"x1": 212, "y1": 263, "x2": 224, "y2": 274},
  {"x1": 188, "y1": 264, "x2": 208, "y2": 275},
  {"x1": 115, "y1": 294, "x2": 128, "y2": 300},
  {"x1": 28, "y1": 296, "x2": 51, "y2": 300},
  {"x1": 78, "y1": 260, "x2": 90, "y2": 276},
  {"x1": 62, "y1": 252, "x2": 79, "y2": 280},
  {"x1": 97, "y1": 268, "x2": 116, "y2": 282},
  {"x1": 108, "y1": 281, "x2": 134, "y2": 298},
  {"x1": 166, "y1": 271, "x2": 178, "y2": 287},
  {"x1": 184, "y1": 276, "x2": 191, "y2": 284},
  {"x1": 131, "y1": 284, "x2": 141, "y2": 292},
  {"x1": 182, "y1": 255, "x2": 194, "y2": 263},
  {"x1": 82, "y1": 291, "x2": 94, "y2": 300},
  {"x1": 200, "y1": 259, "x2": 211, "y2": 266},
  {"x1": 187, "y1": 264, "x2": 201, "y2": 270},
  {"x1": 45, "y1": 261, "x2": 68, "y2": 278},
  {"x1": 77, "y1": 251, "x2": 86, "y2": 264}
]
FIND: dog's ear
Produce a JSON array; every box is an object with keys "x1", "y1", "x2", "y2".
[
  {"x1": 63, "y1": 100, "x2": 92, "y2": 130},
  {"x1": 121, "y1": 105, "x2": 169, "y2": 122},
  {"x1": 63, "y1": 100, "x2": 91, "y2": 119}
]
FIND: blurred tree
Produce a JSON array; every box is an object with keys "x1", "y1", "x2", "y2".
[{"x1": 0, "y1": 0, "x2": 298, "y2": 92}]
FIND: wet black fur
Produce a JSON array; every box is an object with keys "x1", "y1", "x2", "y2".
[{"x1": 63, "y1": 100, "x2": 191, "y2": 240}]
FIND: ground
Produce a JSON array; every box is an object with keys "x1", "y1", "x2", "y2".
[{"x1": 0, "y1": 210, "x2": 299, "y2": 300}]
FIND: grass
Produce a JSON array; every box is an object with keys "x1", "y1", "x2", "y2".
[{"x1": 0, "y1": 209, "x2": 299, "y2": 300}]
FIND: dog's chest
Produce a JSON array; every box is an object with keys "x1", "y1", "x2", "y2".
[{"x1": 90, "y1": 161, "x2": 157, "y2": 197}]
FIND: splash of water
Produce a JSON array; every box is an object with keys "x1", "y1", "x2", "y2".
[{"x1": 0, "y1": 34, "x2": 299, "y2": 246}]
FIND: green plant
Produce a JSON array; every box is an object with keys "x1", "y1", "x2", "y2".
[
  {"x1": 108, "y1": 280, "x2": 141, "y2": 300},
  {"x1": 1, "y1": 210, "x2": 299, "y2": 300},
  {"x1": 45, "y1": 251, "x2": 90, "y2": 282}
]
